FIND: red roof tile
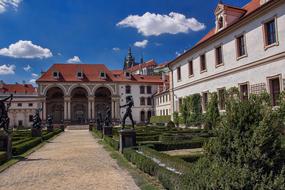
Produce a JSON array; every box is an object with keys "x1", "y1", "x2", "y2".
[
  {"x1": 37, "y1": 64, "x2": 164, "y2": 84},
  {"x1": 0, "y1": 83, "x2": 36, "y2": 94},
  {"x1": 127, "y1": 60, "x2": 157, "y2": 72}
]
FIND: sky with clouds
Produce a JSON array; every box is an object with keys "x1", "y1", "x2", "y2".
[{"x1": 0, "y1": 0, "x2": 250, "y2": 85}]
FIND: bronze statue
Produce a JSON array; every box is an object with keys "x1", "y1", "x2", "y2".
[
  {"x1": 0, "y1": 94, "x2": 13, "y2": 133},
  {"x1": 33, "y1": 108, "x2": 42, "y2": 130},
  {"x1": 96, "y1": 112, "x2": 103, "y2": 130},
  {"x1": 120, "y1": 96, "x2": 134, "y2": 129},
  {"x1": 104, "y1": 106, "x2": 112, "y2": 127},
  {"x1": 47, "y1": 114, "x2": 53, "y2": 131}
]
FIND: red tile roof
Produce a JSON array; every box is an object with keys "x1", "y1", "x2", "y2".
[
  {"x1": 127, "y1": 60, "x2": 157, "y2": 72},
  {"x1": 0, "y1": 83, "x2": 36, "y2": 94},
  {"x1": 37, "y1": 64, "x2": 164, "y2": 84}
]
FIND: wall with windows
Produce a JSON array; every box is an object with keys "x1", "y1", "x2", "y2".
[
  {"x1": 171, "y1": 2, "x2": 285, "y2": 112},
  {"x1": 154, "y1": 91, "x2": 171, "y2": 116},
  {"x1": 119, "y1": 84, "x2": 158, "y2": 124}
]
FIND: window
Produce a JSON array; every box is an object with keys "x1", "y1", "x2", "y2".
[
  {"x1": 177, "y1": 66, "x2": 181, "y2": 81},
  {"x1": 218, "y1": 17, "x2": 224, "y2": 30},
  {"x1": 218, "y1": 88, "x2": 226, "y2": 110},
  {"x1": 264, "y1": 19, "x2": 277, "y2": 46},
  {"x1": 140, "y1": 86, "x2": 145, "y2": 94},
  {"x1": 147, "y1": 86, "x2": 152, "y2": 94},
  {"x1": 188, "y1": 60, "x2": 194, "y2": 76},
  {"x1": 125, "y1": 85, "x2": 131, "y2": 94},
  {"x1": 269, "y1": 77, "x2": 280, "y2": 106},
  {"x1": 100, "y1": 71, "x2": 106, "y2": 79},
  {"x1": 147, "y1": 111, "x2": 152, "y2": 122},
  {"x1": 178, "y1": 98, "x2": 183, "y2": 111},
  {"x1": 28, "y1": 103, "x2": 33, "y2": 107},
  {"x1": 140, "y1": 97, "x2": 145, "y2": 105},
  {"x1": 18, "y1": 120, "x2": 23, "y2": 127},
  {"x1": 236, "y1": 35, "x2": 246, "y2": 57},
  {"x1": 77, "y1": 71, "x2": 83, "y2": 79},
  {"x1": 200, "y1": 54, "x2": 207, "y2": 72},
  {"x1": 166, "y1": 109, "x2": 168, "y2": 116},
  {"x1": 29, "y1": 115, "x2": 33, "y2": 122},
  {"x1": 215, "y1": 46, "x2": 223, "y2": 66},
  {"x1": 125, "y1": 71, "x2": 131, "y2": 78},
  {"x1": 162, "y1": 95, "x2": 165, "y2": 103},
  {"x1": 202, "y1": 92, "x2": 208, "y2": 111},
  {"x1": 160, "y1": 110, "x2": 162, "y2": 116},
  {"x1": 147, "y1": 97, "x2": 152, "y2": 105},
  {"x1": 240, "y1": 83, "x2": 249, "y2": 101},
  {"x1": 17, "y1": 103, "x2": 22, "y2": 107},
  {"x1": 53, "y1": 71, "x2": 59, "y2": 79},
  {"x1": 140, "y1": 111, "x2": 145, "y2": 122}
]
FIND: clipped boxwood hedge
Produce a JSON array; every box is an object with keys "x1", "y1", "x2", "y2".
[
  {"x1": 0, "y1": 151, "x2": 7, "y2": 164},
  {"x1": 104, "y1": 136, "x2": 119, "y2": 150},
  {"x1": 150, "y1": 116, "x2": 171, "y2": 124},
  {"x1": 12, "y1": 137, "x2": 42, "y2": 155}
]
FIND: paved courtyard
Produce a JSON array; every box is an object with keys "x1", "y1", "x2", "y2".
[{"x1": 0, "y1": 129, "x2": 139, "y2": 190}]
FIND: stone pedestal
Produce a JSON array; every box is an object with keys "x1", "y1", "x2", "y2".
[
  {"x1": 119, "y1": 129, "x2": 136, "y2": 153},
  {"x1": 0, "y1": 135, "x2": 12, "y2": 160},
  {"x1": 96, "y1": 123, "x2": 103, "y2": 131},
  {"x1": 31, "y1": 128, "x2": 42, "y2": 137},
  {"x1": 47, "y1": 125, "x2": 54, "y2": 132},
  {"x1": 103, "y1": 126, "x2": 113, "y2": 137}
]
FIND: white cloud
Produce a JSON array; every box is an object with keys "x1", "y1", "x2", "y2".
[
  {"x1": 29, "y1": 79, "x2": 36, "y2": 84},
  {"x1": 112, "y1": 47, "x2": 120, "y2": 52},
  {"x1": 134, "y1": 40, "x2": 148, "y2": 48},
  {"x1": 0, "y1": 64, "x2": 15, "y2": 75},
  {"x1": 0, "y1": 0, "x2": 22, "y2": 13},
  {"x1": 117, "y1": 12, "x2": 205, "y2": 36},
  {"x1": 31, "y1": 73, "x2": 38, "y2": 78},
  {"x1": 67, "y1": 56, "x2": 81, "y2": 63},
  {"x1": 0, "y1": 40, "x2": 53, "y2": 59},
  {"x1": 23, "y1": 64, "x2": 31, "y2": 72}
]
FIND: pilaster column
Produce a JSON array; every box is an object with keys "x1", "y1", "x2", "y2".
[
  {"x1": 92, "y1": 97, "x2": 96, "y2": 119},
  {"x1": 88, "y1": 96, "x2": 95, "y2": 121},
  {"x1": 64, "y1": 96, "x2": 71, "y2": 121},
  {"x1": 41, "y1": 97, "x2": 46, "y2": 121},
  {"x1": 112, "y1": 96, "x2": 120, "y2": 120}
]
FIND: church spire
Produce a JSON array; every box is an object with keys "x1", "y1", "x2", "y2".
[{"x1": 123, "y1": 47, "x2": 136, "y2": 70}]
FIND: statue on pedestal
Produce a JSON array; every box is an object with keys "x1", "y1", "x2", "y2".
[
  {"x1": 96, "y1": 112, "x2": 103, "y2": 130},
  {"x1": 47, "y1": 115, "x2": 53, "y2": 131},
  {"x1": 104, "y1": 106, "x2": 112, "y2": 127},
  {"x1": 0, "y1": 94, "x2": 13, "y2": 134},
  {"x1": 120, "y1": 96, "x2": 134, "y2": 129},
  {"x1": 33, "y1": 108, "x2": 42, "y2": 130}
]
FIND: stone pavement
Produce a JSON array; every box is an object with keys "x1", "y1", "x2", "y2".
[{"x1": 0, "y1": 130, "x2": 140, "y2": 190}]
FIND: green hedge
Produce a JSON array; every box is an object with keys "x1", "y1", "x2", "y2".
[
  {"x1": 104, "y1": 136, "x2": 119, "y2": 150},
  {"x1": 42, "y1": 129, "x2": 61, "y2": 140},
  {"x1": 123, "y1": 147, "x2": 190, "y2": 190},
  {"x1": 151, "y1": 137, "x2": 207, "y2": 151},
  {"x1": 0, "y1": 151, "x2": 7, "y2": 164},
  {"x1": 12, "y1": 137, "x2": 42, "y2": 155},
  {"x1": 150, "y1": 116, "x2": 171, "y2": 124},
  {"x1": 172, "y1": 154, "x2": 203, "y2": 163}
]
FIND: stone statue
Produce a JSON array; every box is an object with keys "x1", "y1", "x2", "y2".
[
  {"x1": 120, "y1": 96, "x2": 134, "y2": 129},
  {"x1": 104, "y1": 106, "x2": 112, "y2": 127},
  {"x1": 96, "y1": 112, "x2": 103, "y2": 130},
  {"x1": 47, "y1": 115, "x2": 53, "y2": 131},
  {"x1": 33, "y1": 108, "x2": 42, "y2": 130},
  {"x1": 0, "y1": 94, "x2": 13, "y2": 134}
]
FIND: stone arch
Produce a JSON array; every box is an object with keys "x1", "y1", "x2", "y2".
[
  {"x1": 67, "y1": 84, "x2": 92, "y2": 96},
  {"x1": 92, "y1": 84, "x2": 114, "y2": 96},
  {"x1": 43, "y1": 84, "x2": 67, "y2": 96},
  {"x1": 46, "y1": 87, "x2": 64, "y2": 124},
  {"x1": 70, "y1": 87, "x2": 89, "y2": 124}
]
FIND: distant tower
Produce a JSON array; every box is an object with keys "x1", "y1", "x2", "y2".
[{"x1": 123, "y1": 47, "x2": 136, "y2": 70}]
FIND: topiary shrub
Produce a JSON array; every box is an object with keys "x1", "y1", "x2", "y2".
[{"x1": 167, "y1": 121, "x2": 175, "y2": 128}]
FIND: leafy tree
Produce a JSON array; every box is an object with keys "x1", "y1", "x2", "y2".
[{"x1": 205, "y1": 92, "x2": 220, "y2": 130}]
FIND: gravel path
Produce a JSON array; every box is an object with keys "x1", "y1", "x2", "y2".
[{"x1": 0, "y1": 130, "x2": 140, "y2": 190}]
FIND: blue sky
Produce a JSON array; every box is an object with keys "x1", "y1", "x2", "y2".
[{"x1": 0, "y1": 0, "x2": 250, "y2": 84}]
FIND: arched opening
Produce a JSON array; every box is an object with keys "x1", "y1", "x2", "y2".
[
  {"x1": 218, "y1": 17, "x2": 224, "y2": 29},
  {"x1": 46, "y1": 87, "x2": 64, "y2": 124},
  {"x1": 140, "y1": 110, "x2": 145, "y2": 123},
  {"x1": 94, "y1": 87, "x2": 112, "y2": 121},
  {"x1": 147, "y1": 110, "x2": 152, "y2": 122},
  {"x1": 71, "y1": 87, "x2": 88, "y2": 124}
]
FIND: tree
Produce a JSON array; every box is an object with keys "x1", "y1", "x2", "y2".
[{"x1": 205, "y1": 92, "x2": 220, "y2": 130}]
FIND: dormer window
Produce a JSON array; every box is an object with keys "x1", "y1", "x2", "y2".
[
  {"x1": 125, "y1": 71, "x2": 131, "y2": 79},
  {"x1": 77, "y1": 71, "x2": 83, "y2": 79},
  {"x1": 100, "y1": 71, "x2": 106, "y2": 79},
  {"x1": 53, "y1": 71, "x2": 59, "y2": 79},
  {"x1": 218, "y1": 17, "x2": 224, "y2": 30}
]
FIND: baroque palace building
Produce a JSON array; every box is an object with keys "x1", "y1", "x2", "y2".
[
  {"x1": 36, "y1": 57, "x2": 167, "y2": 125},
  {"x1": 168, "y1": 0, "x2": 285, "y2": 114}
]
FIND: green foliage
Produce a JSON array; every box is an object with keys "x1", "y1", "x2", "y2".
[
  {"x1": 149, "y1": 116, "x2": 171, "y2": 124},
  {"x1": 205, "y1": 92, "x2": 220, "y2": 130},
  {"x1": 12, "y1": 137, "x2": 42, "y2": 155},
  {"x1": 104, "y1": 136, "x2": 119, "y2": 150},
  {"x1": 173, "y1": 112, "x2": 180, "y2": 127},
  {"x1": 0, "y1": 151, "x2": 7, "y2": 164},
  {"x1": 166, "y1": 121, "x2": 175, "y2": 128}
]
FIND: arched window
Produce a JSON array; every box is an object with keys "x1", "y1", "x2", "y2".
[
  {"x1": 218, "y1": 17, "x2": 224, "y2": 29},
  {"x1": 147, "y1": 110, "x2": 152, "y2": 122},
  {"x1": 140, "y1": 111, "x2": 145, "y2": 122},
  {"x1": 140, "y1": 97, "x2": 145, "y2": 105},
  {"x1": 147, "y1": 97, "x2": 152, "y2": 105},
  {"x1": 125, "y1": 85, "x2": 131, "y2": 94}
]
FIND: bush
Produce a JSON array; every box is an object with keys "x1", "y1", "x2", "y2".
[
  {"x1": 205, "y1": 92, "x2": 220, "y2": 130},
  {"x1": 167, "y1": 121, "x2": 175, "y2": 128},
  {"x1": 42, "y1": 129, "x2": 61, "y2": 140},
  {"x1": 0, "y1": 151, "x2": 7, "y2": 164},
  {"x1": 104, "y1": 136, "x2": 119, "y2": 150},
  {"x1": 150, "y1": 116, "x2": 171, "y2": 124},
  {"x1": 12, "y1": 137, "x2": 42, "y2": 155}
]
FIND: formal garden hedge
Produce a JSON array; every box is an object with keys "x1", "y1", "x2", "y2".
[
  {"x1": 0, "y1": 151, "x2": 7, "y2": 165},
  {"x1": 149, "y1": 115, "x2": 171, "y2": 124}
]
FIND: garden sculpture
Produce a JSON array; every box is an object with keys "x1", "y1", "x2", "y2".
[
  {"x1": 96, "y1": 112, "x2": 103, "y2": 129},
  {"x1": 104, "y1": 106, "x2": 112, "y2": 127},
  {"x1": 120, "y1": 96, "x2": 134, "y2": 129},
  {"x1": 0, "y1": 94, "x2": 13, "y2": 134},
  {"x1": 47, "y1": 115, "x2": 53, "y2": 129},
  {"x1": 33, "y1": 108, "x2": 42, "y2": 129}
]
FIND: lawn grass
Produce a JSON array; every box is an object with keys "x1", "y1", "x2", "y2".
[{"x1": 92, "y1": 131, "x2": 165, "y2": 190}]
